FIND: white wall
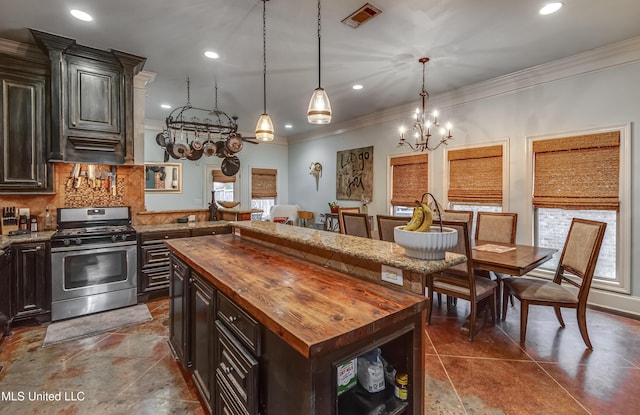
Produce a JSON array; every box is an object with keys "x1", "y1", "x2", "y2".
[
  {"x1": 143, "y1": 124, "x2": 289, "y2": 211},
  {"x1": 288, "y1": 37, "x2": 640, "y2": 313}
]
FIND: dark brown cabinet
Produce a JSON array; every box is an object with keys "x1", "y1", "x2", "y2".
[
  {"x1": 191, "y1": 272, "x2": 215, "y2": 413},
  {"x1": 169, "y1": 254, "x2": 190, "y2": 368},
  {"x1": 138, "y1": 226, "x2": 231, "y2": 302},
  {"x1": 138, "y1": 229, "x2": 191, "y2": 301},
  {"x1": 11, "y1": 241, "x2": 50, "y2": 323},
  {"x1": 0, "y1": 249, "x2": 12, "y2": 336},
  {"x1": 0, "y1": 54, "x2": 53, "y2": 193},
  {"x1": 30, "y1": 29, "x2": 146, "y2": 165}
]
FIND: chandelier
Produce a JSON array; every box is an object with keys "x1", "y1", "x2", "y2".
[
  {"x1": 398, "y1": 57, "x2": 452, "y2": 152},
  {"x1": 158, "y1": 78, "x2": 256, "y2": 174}
]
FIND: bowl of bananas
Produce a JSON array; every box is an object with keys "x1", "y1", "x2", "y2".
[{"x1": 394, "y1": 200, "x2": 458, "y2": 260}]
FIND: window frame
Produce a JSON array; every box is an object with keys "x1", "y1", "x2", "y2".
[
  {"x1": 250, "y1": 166, "x2": 278, "y2": 220},
  {"x1": 204, "y1": 164, "x2": 240, "y2": 208},
  {"x1": 527, "y1": 124, "x2": 631, "y2": 294}
]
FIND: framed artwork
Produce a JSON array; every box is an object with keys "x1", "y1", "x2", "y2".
[{"x1": 336, "y1": 146, "x2": 373, "y2": 201}]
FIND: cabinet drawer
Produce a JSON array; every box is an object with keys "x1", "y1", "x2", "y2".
[
  {"x1": 140, "y1": 267, "x2": 170, "y2": 290},
  {"x1": 140, "y1": 243, "x2": 171, "y2": 268},
  {"x1": 141, "y1": 229, "x2": 190, "y2": 243},
  {"x1": 217, "y1": 373, "x2": 250, "y2": 415},
  {"x1": 217, "y1": 293, "x2": 260, "y2": 354},
  {"x1": 215, "y1": 320, "x2": 258, "y2": 415},
  {"x1": 190, "y1": 226, "x2": 232, "y2": 237}
]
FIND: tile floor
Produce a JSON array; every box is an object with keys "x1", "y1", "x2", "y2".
[{"x1": 0, "y1": 297, "x2": 638, "y2": 414}]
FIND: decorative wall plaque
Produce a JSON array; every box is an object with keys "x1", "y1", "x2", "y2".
[{"x1": 336, "y1": 146, "x2": 373, "y2": 201}]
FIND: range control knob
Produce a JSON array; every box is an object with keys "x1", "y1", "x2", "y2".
[
  {"x1": 111, "y1": 235, "x2": 118, "y2": 243},
  {"x1": 74, "y1": 238, "x2": 82, "y2": 246},
  {"x1": 120, "y1": 234, "x2": 128, "y2": 241},
  {"x1": 63, "y1": 239, "x2": 71, "y2": 247}
]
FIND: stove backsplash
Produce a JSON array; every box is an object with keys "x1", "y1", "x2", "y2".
[{"x1": 0, "y1": 164, "x2": 145, "y2": 227}]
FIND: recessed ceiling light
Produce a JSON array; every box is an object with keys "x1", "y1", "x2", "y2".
[
  {"x1": 70, "y1": 9, "x2": 93, "y2": 22},
  {"x1": 284, "y1": 124, "x2": 293, "y2": 129},
  {"x1": 204, "y1": 51, "x2": 219, "y2": 59},
  {"x1": 352, "y1": 84, "x2": 363, "y2": 90},
  {"x1": 539, "y1": 2, "x2": 564, "y2": 15},
  {"x1": 161, "y1": 104, "x2": 171, "y2": 109}
]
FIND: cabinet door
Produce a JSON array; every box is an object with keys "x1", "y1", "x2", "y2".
[
  {"x1": 11, "y1": 242, "x2": 49, "y2": 319},
  {"x1": 190, "y1": 272, "x2": 215, "y2": 413},
  {"x1": 0, "y1": 69, "x2": 51, "y2": 192},
  {"x1": 0, "y1": 250, "x2": 12, "y2": 336},
  {"x1": 67, "y1": 58, "x2": 121, "y2": 135},
  {"x1": 169, "y1": 254, "x2": 189, "y2": 367}
]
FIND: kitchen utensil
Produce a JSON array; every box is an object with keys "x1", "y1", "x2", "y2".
[
  {"x1": 155, "y1": 131, "x2": 169, "y2": 147},
  {"x1": 110, "y1": 165, "x2": 117, "y2": 196},
  {"x1": 172, "y1": 142, "x2": 190, "y2": 159},
  {"x1": 72, "y1": 164, "x2": 82, "y2": 188},
  {"x1": 187, "y1": 142, "x2": 203, "y2": 160},
  {"x1": 225, "y1": 134, "x2": 243, "y2": 154},
  {"x1": 202, "y1": 140, "x2": 217, "y2": 157},
  {"x1": 221, "y1": 155, "x2": 240, "y2": 176},
  {"x1": 87, "y1": 164, "x2": 96, "y2": 188},
  {"x1": 214, "y1": 140, "x2": 226, "y2": 158}
]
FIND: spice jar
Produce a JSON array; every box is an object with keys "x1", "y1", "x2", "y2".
[{"x1": 394, "y1": 372, "x2": 408, "y2": 401}]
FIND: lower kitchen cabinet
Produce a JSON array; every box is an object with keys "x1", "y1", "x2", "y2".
[
  {"x1": 1, "y1": 249, "x2": 12, "y2": 336},
  {"x1": 11, "y1": 241, "x2": 50, "y2": 323},
  {"x1": 138, "y1": 226, "x2": 231, "y2": 301},
  {"x1": 190, "y1": 271, "x2": 215, "y2": 413},
  {"x1": 138, "y1": 229, "x2": 190, "y2": 301},
  {"x1": 168, "y1": 253, "x2": 190, "y2": 368}
]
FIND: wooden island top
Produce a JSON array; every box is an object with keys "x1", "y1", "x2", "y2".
[{"x1": 166, "y1": 234, "x2": 428, "y2": 359}]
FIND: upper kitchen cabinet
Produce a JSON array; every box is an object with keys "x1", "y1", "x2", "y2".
[
  {"x1": 30, "y1": 29, "x2": 146, "y2": 165},
  {"x1": 0, "y1": 48, "x2": 53, "y2": 193}
]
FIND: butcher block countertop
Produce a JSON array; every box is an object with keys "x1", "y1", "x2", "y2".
[
  {"x1": 166, "y1": 234, "x2": 428, "y2": 359},
  {"x1": 232, "y1": 220, "x2": 466, "y2": 275}
]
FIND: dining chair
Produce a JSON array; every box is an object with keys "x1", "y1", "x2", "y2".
[
  {"x1": 426, "y1": 220, "x2": 497, "y2": 341},
  {"x1": 337, "y1": 207, "x2": 361, "y2": 234},
  {"x1": 376, "y1": 215, "x2": 408, "y2": 242},
  {"x1": 341, "y1": 212, "x2": 372, "y2": 238},
  {"x1": 475, "y1": 212, "x2": 517, "y2": 244},
  {"x1": 442, "y1": 209, "x2": 473, "y2": 225},
  {"x1": 502, "y1": 218, "x2": 606, "y2": 349},
  {"x1": 474, "y1": 211, "x2": 518, "y2": 314}
]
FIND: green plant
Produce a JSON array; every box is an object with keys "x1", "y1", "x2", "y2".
[{"x1": 328, "y1": 201, "x2": 338, "y2": 208}]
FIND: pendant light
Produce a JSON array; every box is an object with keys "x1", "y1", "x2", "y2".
[
  {"x1": 307, "y1": 0, "x2": 332, "y2": 124},
  {"x1": 255, "y1": 0, "x2": 274, "y2": 141}
]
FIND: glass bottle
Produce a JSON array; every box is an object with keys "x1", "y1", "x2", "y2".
[{"x1": 44, "y1": 206, "x2": 53, "y2": 231}]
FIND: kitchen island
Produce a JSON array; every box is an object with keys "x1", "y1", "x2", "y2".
[{"x1": 166, "y1": 224, "x2": 465, "y2": 414}]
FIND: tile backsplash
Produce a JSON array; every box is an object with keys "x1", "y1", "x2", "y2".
[{"x1": 0, "y1": 163, "x2": 145, "y2": 227}]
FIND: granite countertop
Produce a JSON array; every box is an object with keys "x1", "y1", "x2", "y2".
[
  {"x1": 133, "y1": 220, "x2": 231, "y2": 233},
  {"x1": 218, "y1": 207, "x2": 263, "y2": 214},
  {"x1": 232, "y1": 221, "x2": 466, "y2": 275},
  {"x1": 0, "y1": 231, "x2": 57, "y2": 251}
]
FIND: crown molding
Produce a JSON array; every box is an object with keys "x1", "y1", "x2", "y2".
[
  {"x1": 289, "y1": 35, "x2": 640, "y2": 144},
  {"x1": 0, "y1": 37, "x2": 47, "y2": 62}
]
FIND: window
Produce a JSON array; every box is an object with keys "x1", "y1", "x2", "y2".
[
  {"x1": 447, "y1": 144, "x2": 506, "y2": 233},
  {"x1": 251, "y1": 168, "x2": 277, "y2": 219},
  {"x1": 212, "y1": 169, "x2": 235, "y2": 202},
  {"x1": 389, "y1": 154, "x2": 428, "y2": 217},
  {"x1": 531, "y1": 128, "x2": 629, "y2": 292}
]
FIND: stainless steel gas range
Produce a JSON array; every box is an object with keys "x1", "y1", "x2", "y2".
[{"x1": 50, "y1": 207, "x2": 137, "y2": 321}]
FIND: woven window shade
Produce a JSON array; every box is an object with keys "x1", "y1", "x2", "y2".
[
  {"x1": 212, "y1": 170, "x2": 236, "y2": 184},
  {"x1": 390, "y1": 154, "x2": 428, "y2": 206},
  {"x1": 533, "y1": 132, "x2": 619, "y2": 210},
  {"x1": 251, "y1": 168, "x2": 277, "y2": 199},
  {"x1": 448, "y1": 145, "x2": 502, "y2": 204}
]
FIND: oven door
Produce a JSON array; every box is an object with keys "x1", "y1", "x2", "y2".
[{"x1": 51, "y1": 241, "x2": 137, "y2": 302}]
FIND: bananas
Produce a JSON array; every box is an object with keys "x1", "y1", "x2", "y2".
[
  {"x1": 403, "y1": 201, "x2": 433, "y2": 232},
  {"x1": 403, "y1": 201, "x2": 424, "y2": 231}
]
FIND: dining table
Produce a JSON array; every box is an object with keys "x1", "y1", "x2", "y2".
[{"x1": 470, "y1": 240, "x2": 558, "y2": 322}]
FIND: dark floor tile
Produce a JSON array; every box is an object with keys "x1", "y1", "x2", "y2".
[{"x1": 441, "y1": 356, "x2": 590, "y2": 414}]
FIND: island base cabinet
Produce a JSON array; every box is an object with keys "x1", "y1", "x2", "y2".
[
  {"x1": 191, "y1": 272, "x2": 215, "y2": 413},
  {"x1": 168, "y1": 254, "x2": 189, "y2": 368}
]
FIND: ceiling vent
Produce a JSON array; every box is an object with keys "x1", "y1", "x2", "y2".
[{"x1": 341, "y1": 3, "x2": 382, "y2": 28}]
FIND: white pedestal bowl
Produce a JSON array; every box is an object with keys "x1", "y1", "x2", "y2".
[{"x1": 394, "y1": 226, "x2": 458, "y2": 260}]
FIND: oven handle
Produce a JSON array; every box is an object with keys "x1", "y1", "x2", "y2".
[{"x1": 51, "y1": 240, "x2": 136, "y2": 253}]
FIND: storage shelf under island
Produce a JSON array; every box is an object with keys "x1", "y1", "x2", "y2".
[{"x1": 165, "y1": 224, "x2": 466, "y2": 414}]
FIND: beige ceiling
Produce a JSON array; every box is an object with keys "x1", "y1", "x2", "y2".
[{"x1": 1, "y1": 0, "x2": 640, "y2": 138}]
